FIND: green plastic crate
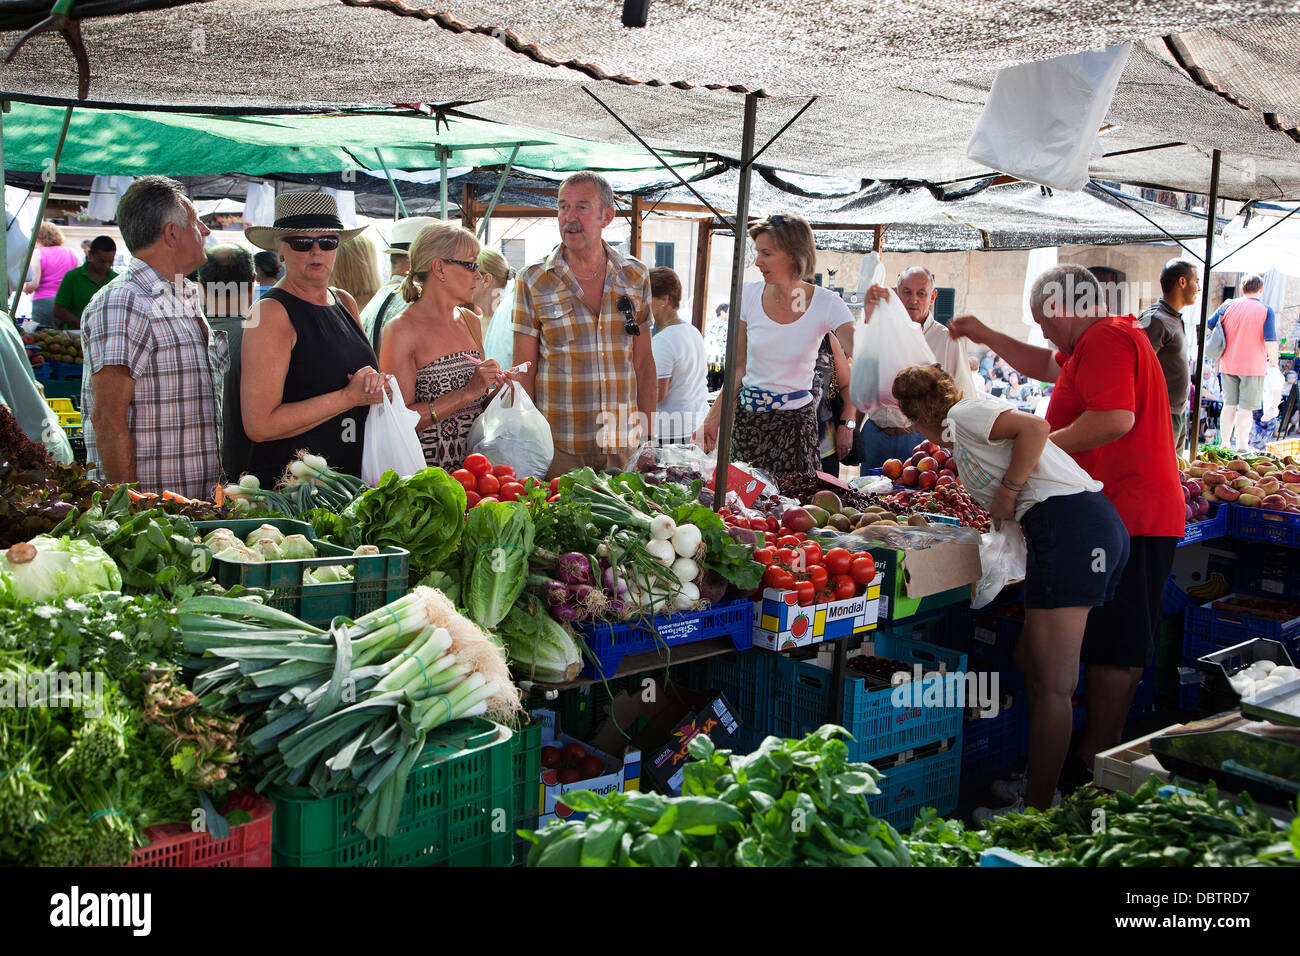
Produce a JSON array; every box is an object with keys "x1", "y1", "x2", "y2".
[
  {"x1": 194, "y1": 519, "x2": 408, "y2": 627},
  {"x1": 270, "y1": 718, "x2": 514, "y2": 867},
  {"x1": 511, "y1": 721, "x2": 542, "y2": 824}
]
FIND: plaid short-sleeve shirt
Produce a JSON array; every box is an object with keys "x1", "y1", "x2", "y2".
[
  {"x1": 81, "y1": 259, "x2": 228, "y2": 499},
  {"x1": 512, "y1": 242, "x2": 651, "y2": 457}
]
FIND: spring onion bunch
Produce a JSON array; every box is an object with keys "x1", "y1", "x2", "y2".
[{"x1": 181, "y1": 587, "x2": 521, "y2": 837}]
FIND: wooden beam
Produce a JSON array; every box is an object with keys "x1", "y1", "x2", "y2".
[
  {"x1": 872, "y1": 225, "x2": 884, "y2": 252},
  {"x1": 629, "y1": 195, "x2": 644, "y2": 260},
  {"x1": 461, "y1": 183, "x2": 475, "y2": 232},
  {"x1": 692, "y1": 221, "x2": 714, "y2": 332}
]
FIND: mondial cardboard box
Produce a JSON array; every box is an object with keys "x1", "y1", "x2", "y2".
[{"x1": 752, "y1": 572, "x2": 883, "y2": 651}]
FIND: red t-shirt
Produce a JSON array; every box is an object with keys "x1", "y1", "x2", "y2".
[{"x1": 1047, "y1": 316, "x2": 1183, "y2": 538}]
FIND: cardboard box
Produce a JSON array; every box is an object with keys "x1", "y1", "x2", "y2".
[
  {"x1": 535, "y1": 709, "x2": 640, "y2": 826},
  {"x1": 752, "y1": 573, "x2": 882, "y2": 650},
  {"x1": 635, "y1": 687, "x2": 741, "y2": 795},
  {"x1": 869, "y1": 542, "x2": 981, "y2": 620}
]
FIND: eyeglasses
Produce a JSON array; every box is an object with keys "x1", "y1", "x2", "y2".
[
  {"x1": 768, "y1": 214, "x2": 786, "y2": 228},
  {"x1": 284, "y1": 235, "x2": 340, "y2": 252},
  {"x1": 618, "y1": 295, "x2": 640, "y2": 336},
  {"x1": 441, "y1": 257, "x2": 481, "y2": 273}
]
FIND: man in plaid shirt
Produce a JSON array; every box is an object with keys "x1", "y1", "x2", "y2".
[
  {"x1": 513, "y1": 172, "x2": 657, "y2": 478},
  {"x1": 81, "y1": 176, "x2": 227, "y2": 500}
]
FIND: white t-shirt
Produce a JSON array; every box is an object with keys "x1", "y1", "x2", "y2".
[
  {"x1": 740, "y1": 281, "x2": 853, "y2": 409},
  {"x1": 945, "y1": 398, "x2": 1103, "y2": 521},
  {"x1": 652, "y1": 322, "x2": 709, "y2": 440}
]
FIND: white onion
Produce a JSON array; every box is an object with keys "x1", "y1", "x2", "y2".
[
  {"x1": 646, "y1": 538, "x2": 676, "y2": 566},
  {"x1": 672, "y1": 581, "x2": 700, "y2": 611},
  {"x1": 671, "y1": 523, "x2": 703, "y2": 557},
  {"x1": 649, "y1": 514, "x2": 677, "y2": 541},
  {"x1": 671, "y1": 556, "x2": 699, "y2": 583}
]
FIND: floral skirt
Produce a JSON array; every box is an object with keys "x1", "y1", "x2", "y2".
[{"x1": 730, "y1": 402, "x2": 820, "y2": 478}]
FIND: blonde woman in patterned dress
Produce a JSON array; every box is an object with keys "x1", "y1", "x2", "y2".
[{"x1": 378, "y1": 222, "x2": 514, "y2": 472}]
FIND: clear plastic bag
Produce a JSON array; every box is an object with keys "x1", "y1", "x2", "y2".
[
  {"x1": 466, "y1": 379, "x2": 554, "y2": 479},
  {"x1": 971, "y1": 522, "x2": 1027, "y2": 610},
  {"x1": 848, "y1": 289, "x2": 936, "y2": 412},
  {"x1": 361, "y1": 375, "x2": 426, "y2": 487}
]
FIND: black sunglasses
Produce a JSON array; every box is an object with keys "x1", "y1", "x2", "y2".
[
  {"x1": 284, "y1": 235, "x2": 340, "y2": 252},
  {"x1": 618, "y1": 295, "x2": 640, "y2": 336},
  {"x1": 768, "y1": 214, "x2": 786, "y2": 228},
  {"x1": 442, "y1": 256, "x2": 480, "y2": 273}
]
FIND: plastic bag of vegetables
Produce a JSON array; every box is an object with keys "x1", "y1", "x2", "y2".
[{"x1": 0, "y1": 536, "x2": 122, "y2": 604}]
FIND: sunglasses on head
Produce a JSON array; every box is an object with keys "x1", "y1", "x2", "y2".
[
  {"x1": 284, "y1": 235, "x2": 340, "y2": 252},
  {"x1": 618, "y1": 295, "x2": 640, "y2": 336},
  {"x1": 442, "y1": 256, "x2": 480, "y2": 273},
  {"x1": 768, "y1": 214, "x2": 786, "y2": 228}
]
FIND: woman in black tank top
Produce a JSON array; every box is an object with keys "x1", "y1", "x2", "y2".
[{"x1": 241, "y1": 195, "x2": 385, "y2": 486}]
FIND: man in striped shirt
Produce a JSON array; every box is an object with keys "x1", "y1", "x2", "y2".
[
  {"x1": 513, "y1": 172, "x2": 657, "y2": 478},
  {"x1": 81, "y1": 176, "x2": 227, "y2": 500}
]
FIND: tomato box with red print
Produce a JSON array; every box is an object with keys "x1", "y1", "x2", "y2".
[{"x1": 753, "y1": 573, "x2": 882, "y2": 650}]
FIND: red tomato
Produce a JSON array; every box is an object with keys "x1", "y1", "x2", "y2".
[
  {"x1": 795, "y1": 581, "x2": 816, "y2": 606},
  {"x1": 824, "y1": 547, "x2": 853, "y2": 576},
  {"x1": 832, "y1": 574, "x2": 856, "y2": 601},
  {"x1": 562, "y1": 742, "x2": 588, "y2": 764},
  {"x1": 763, "y1": 566, "x2": 795, "y2": 591},
  {"x1": 794, "y1": 532, "x2": 808, "y2": 542},
  {"x1": 548, "y1": 477, "x2": 561, "y2": 496},
  {"x1": 498, "y1": 481, "x2": 526, "y2": 502},
  {"x1": 578, "y1": 755, "x2": 606, "y2": 780},
  {"x1": 464, "y1": 490, "x2": 481, "y2": 509},
  {"x1": 808, "y1": 565, "x2": 829, "y2": 589},
  {"x1": 492, "y1": 464, "x2": 517, "y2": 481},
  {"x1": 451, "y1": 468, "x2": 477, "y2": 492},
  {"x1": 799, "y1": 541, "x2": 823, "y2": 566},
  {"x1": 777, "y1": 534, "x2": 800, "y2": 549},
  {"x1": 547, "y1": 494, "x2": 559, "y2": 503},
  {"x1": 463, "y1": 454, "x2": 492, "y2": 477},
  {"x1": 850, "y1": 555, "x2": 877, "y2": 585},
  {"x1": 815, "y1": 584, "x2": 835, "y2": 604},
  {"x1": 540, "y1": 745, "x2": 562, "y2": 770},
  {"x1": 774, "y1": 547, "x2": 799, "y2": 568},
  {"x1": 479, "y1": 496, "x2": 500, "y2": 505},
  {"x1": 753, "y1": 547, "x2": 776, "y2": 566},
  {"x1": 765, "y1": 516, "x2": 780, "y2": 533},
  {"x1": 556, "y1": 768, "x2": 581, "y2": 784},
  {"x1": 747, "y1": 517, "x2": 769, "y2": 532},
  {"x1": 476, "y1": 473, "x2": 500, "y2": 497}
]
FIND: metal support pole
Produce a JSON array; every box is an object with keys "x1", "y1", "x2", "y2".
[
  {"x1": 438, "y1": 146, "x2": 450, "y2": 221},
  {"x1": 0, "y1": 100, "x2": 8, "y2": 308},
  {"x1": 477, "y1": 143, "x2": 521, "y2": 241},
  {"x1": 1189, "y1": 149, "x2": 1221, "y2": 463},
  {"x1": 629, "y1": 195, "x2": 643, "y2": 260},
  {"x1": 375, "y1": 149, "x2": 408, "y2": 219},
  {"x1": 11, "y1": 104, "x2": 73, "y2": 318},
  {"x1": 713, "y1": 93, "x2": 758, "y2": 508}
]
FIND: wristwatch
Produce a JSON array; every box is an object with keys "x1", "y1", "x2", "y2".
[{"x1": 837, "y1": 419, "x2": 855, "y2": 429}]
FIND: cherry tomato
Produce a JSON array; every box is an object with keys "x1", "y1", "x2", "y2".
[
  {"x1": 795, "y1": 581, "x2": 816, "y2": 606},
  {"x1": 492, "y1": 464, "x2": 517, "y2": 481},
  {"x1": 763, "y1": 566, "x2": 795, "y2": 591},
  {"x1": 753, "y1": 547, "x2": 776, "y2": 566},
  {"x1": 548, "y1": 477, "x2": 561, "y2": 496},
  {"x1": 815, "y1": 584, "x2": 835, "y2": 604},
  {"x1": 451, "y1": 468, "x2": 477, "y2": 492},
  {"x1": 774, "y1": 547, "x2": 800, "y2": 568},
  {"x1": 464, "y1": 490, "x2": 481, "y2": 509},
  {"x1": 850, "y1": 555, "x2": 877, "y2": 585},
  {"x1": 799, "y1": 541, "x2": 823, "y2": 566},
  {"x1": 747, "y1": 517, "x2": 769, "y2": 532},
  {"x1": 476, "y1": 473, "x2": 500, "y2": 497},
  {"x1": 463, "y1": 454, "x2": 491, "y2": 478},
  {"x1": 832, "y1": 574, "x2": 857, "y2": 601},
  {"x1": 479, "y1": 495, "x2": 500, "y2": 505},
  {"x1": 765, "y1": 516, "x2": 780, "y2": 533},
  {"x1": 824, "y1": 547, "x2": 853, "y2": 576},
  {"x1": 498, "y1": 481, "x2": 526, "y2": 502},
  {"x1": 777, "y1": 534, "x2": 800, "y2": 549},
  {"x1": 808, "y1": 564, "x2": 829, "y2": 589}
]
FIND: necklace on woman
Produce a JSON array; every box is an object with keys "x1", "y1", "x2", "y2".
[{"x1": 569, "y1": 256, "x2": 607, "y2": 281}]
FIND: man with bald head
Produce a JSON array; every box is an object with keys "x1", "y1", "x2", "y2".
[{"x1": 861, "y1": 266, "x2": 980, "y2": 467}]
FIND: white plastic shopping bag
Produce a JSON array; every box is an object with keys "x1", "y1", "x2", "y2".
[
  {"x1": 1262, "y1": 366, "x2": 1285, "y2": 414},
  {"x1": 972, "y1": 522, "x2": 1028, "y2": 610},
  {"x1": 467, "y1": 380, "x2": 554, "y2": 479},
  {"x1": 966, "y1": 43, "x2": 1132, "y2": 192},
  {"x1": 361, "y1": 375, "x2": 426, "y2": 486},
  {"x1": 848, "y1": 289, "x2": 936, "y2": 412}
]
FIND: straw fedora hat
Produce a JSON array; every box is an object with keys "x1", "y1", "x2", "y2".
[
  {"x1": 383, "y1": 216, "x2": 440, "y2": 256},
  {"x1": 244, "y1": 191, "x2": 365, "y2": 250}
]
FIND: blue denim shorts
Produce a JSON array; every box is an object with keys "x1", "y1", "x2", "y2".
[{"x1": 1019, "y1": 491, "x2": 1130, "y2": 609}]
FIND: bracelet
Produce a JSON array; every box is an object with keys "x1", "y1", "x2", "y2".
[
  {"x1": 1000, "y1": 476, "x2": 1027, "y2": 492},
  {"x1": 428, "y1": 401, "x2": 438, "y2": 425}
]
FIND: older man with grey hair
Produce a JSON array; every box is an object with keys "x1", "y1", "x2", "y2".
[
  {"x1": 860, "y1": 266, "x2": 979, "y2": 468},
  {"x1": 81, "y1": 175, "x2": 226, "y2": 498},
  {"x1": 949, "y1": 264, "x2": 1183, "y2": 812}
]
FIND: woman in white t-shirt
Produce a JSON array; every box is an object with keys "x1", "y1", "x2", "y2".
[
  {"x1": 892, "y1": 364, "x2": 1129, "y2": 816},
  {"x1": 648, "y1": 266, "x2": 708, "y2": 443},
  {"x1": 695, "y1": 213, "x2": 855, "y2": 475}
]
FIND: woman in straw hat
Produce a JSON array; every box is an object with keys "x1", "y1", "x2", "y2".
[
  {"x1": 240, "y1": 191, "x2": 386, "y2": 484},
  {"x1": 379, "y1": 222, "x2": 515, "y2": 473}
]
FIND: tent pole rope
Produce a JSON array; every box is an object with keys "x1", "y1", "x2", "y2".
[
  {"x1": 1189, "y1": 148, "x2": 1221, "y2": 464},
  {"x1": 746, "y1": 97, "x2": 816, "y2": 169},
  {"x1": 1089, "y1": 180, "x2": 1205, "y2": 263},
  {"x1": 0, "y1": 100, "x2": 8, "y2": 307},
  {"x1": 477, "y1": 143, "x2": 521, "y2": 240},
  {"x1": 713, "y1": 92, "x2": 758, "y2": 509},
  {"x1": 10, "y1": 104, "x2": 72, "y2": 318},
  {"x1": 1211, "y1": 202, "x2": 1300, "y2": 270},
  {"x1": 375, "y1": 149, "x2": 408, "y2": 219}
]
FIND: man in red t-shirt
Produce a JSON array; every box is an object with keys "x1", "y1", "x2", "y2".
[{"x1": 950, "y1": 264, "x2": 1183, "y2": 787}]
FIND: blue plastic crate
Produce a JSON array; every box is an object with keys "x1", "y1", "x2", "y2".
[
  {"x1": 961, "y1": 697, "x2": 1026, "y2": 782},
  {"x1": 772, "y1": 632, "x2": 967, "y2": 763},
  {"x1": 575, "y1": 599, "x2": 753, "y2": 680},
  {"x1": 1235, "y1": 545, "x2": 1300, "y2": 600},
  {"x1": 680, "y1": 648, "x2": 775, "y2": 753},
  {"x1": 32, "y1": 360, "x2": 51, "y2": 380},
  {"x1": 979, "y1": 848, "x2": 1044, "y2": 867},
  {"x1": 1184, "y1": 594, "x2": 1300, "y2": 663},
  {"x1": 48, "y1": 360, "x2": 82, "y2": 380},
  {"x1": 1231, "y1": 504, "x2": 1300, "y2": 547},
  {"x1": 1178, "y1": 503, "x2": 1230, "y2": 547},
  {"x1": 867, "y1": 741, "x2": 962, "y2": 831}
]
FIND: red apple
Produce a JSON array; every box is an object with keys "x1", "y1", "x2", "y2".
[
  {"x1": 917, "y1": 470, "x2": 938, "y2": 490},
  {"x1": 909, "y1": 452, "x2": 925, "y2": 467},
  {"x1": 901, "y1": 466, "x2": 920, "y2": 486},
  {"x1": 882, "y1": 458, "x2": 904, "y2": 480},
  {"x1": 922, "y1": 441, "x2": 939, "y2": 455},
  {"x1": 933, "y1": 449, "x2": 951, "y2": 468},
  {"x1": 936, "y1": 473, "x2": 956, "y2": 488},
  {"x1": 917, "y1": 456, "x2": 938, "y2": 473}
]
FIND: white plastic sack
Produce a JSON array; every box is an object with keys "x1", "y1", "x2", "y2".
[
  {"x1": 1262, "y1": 366, "x2": 1285, "y2": 414},
  {"x1": 481, "y1": 283, "x2": 517, "y2": 369},
  {"x1": 848, "y1": 289, "x2": 936, "y2": 412},
  {"x1": 966, "y1": 42, "x2": 1132, "y2": 192},
  {"x1": 467, "y1": 380, "x2": 554, "y2": 480},
  {"x1": 972, "y1": 522, "x2": 1028, "y2": 610},
  {"x1": 361, "y1": 375, "x2": 426, "y2": 487}
]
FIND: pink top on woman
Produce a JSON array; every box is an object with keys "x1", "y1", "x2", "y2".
[{"x1": 35, "y1": 246, "x2": 79, "y2": 300}]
